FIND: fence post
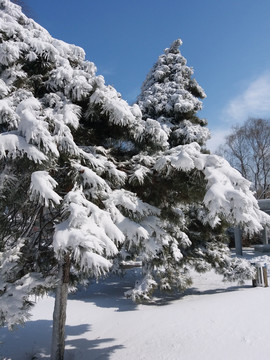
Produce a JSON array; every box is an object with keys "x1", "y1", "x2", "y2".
[{"x1": 253, "y1": 262, "x2": 269, "y2": 287}]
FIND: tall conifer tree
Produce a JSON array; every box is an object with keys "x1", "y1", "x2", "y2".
[
  {"x1": 118, "y1": 40, "x2": 270, "y2": 299},
  {"x1": 0, "y1": 1, "x2": 167, "y2": 358},
  {"x1": 0, "y1": 2, "x2": 269, "y2": 358}
]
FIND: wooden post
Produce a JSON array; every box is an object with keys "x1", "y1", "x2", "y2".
[{"x1": 263, "y1": 266, "x2": 268, "y2": 287}]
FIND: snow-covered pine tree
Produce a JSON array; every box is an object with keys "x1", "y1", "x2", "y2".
[
  {"x1": 137, "y1": 38, "x2": 209, "y2": 148},
  {"x1": 0, "y1": 2, "x2": 269, "y2": 356},
  {"x1": 118, "y1": 39, "x2": 270, "y2": 300},
  {"x1": 0, "y1": 1, "x2": 168, "y2": 359}
]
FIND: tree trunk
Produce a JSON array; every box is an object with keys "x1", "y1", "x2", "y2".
[{"x1": 51, "y1": 254, "x2": 70, "y2": 360}]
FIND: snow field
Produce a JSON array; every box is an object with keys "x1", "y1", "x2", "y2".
[{"x1": 1, "y1": 252, "x2": 270, "y2": 360}]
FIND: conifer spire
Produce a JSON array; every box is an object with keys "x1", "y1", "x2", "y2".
[{"x1": 137, "y1": 39, "x2": 209, "y2": 147}]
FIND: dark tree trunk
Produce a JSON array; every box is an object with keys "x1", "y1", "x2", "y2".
[{"x1": 51, "y1": 254, "x2": 70, "y2": 360}]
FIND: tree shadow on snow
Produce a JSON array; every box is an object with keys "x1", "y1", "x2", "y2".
[
  {"x1": 65, "y1": 333, "x2": 124, "y2": 360},
  {"x1": 183, "y1": 283, "x2": 252, "y2": 297},
  {"x1": 0, "y1": 319, "x2": 51, "y2": 360},
  {"x1": 64, "y1": 324, "x2": 124, "y2": 360},
  {"x1": 0, "y1": 320, "x2": 124, "y2": 360},
  {"x1": 156, "y1": 280, "x2": 251, "y2": 305},
  {"x1": 69, "y1": 269, "x2": 140, "y2": 312},
  {"x1": 146, "y1": 283, "x2": 253, "y2": 306},
  {"x1": 68, "y1": 268, "x2": 254, "y2": 309}
]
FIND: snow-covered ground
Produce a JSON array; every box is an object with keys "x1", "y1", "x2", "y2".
[{"x1": 1, "y1": 249, "x2": 270, "y2": 360}]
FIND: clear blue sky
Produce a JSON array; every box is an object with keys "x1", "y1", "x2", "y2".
[{"x1": 24, "y1": 0, "x2": 270, "y2": 150}]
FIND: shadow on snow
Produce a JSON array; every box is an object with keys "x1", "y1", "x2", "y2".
[
  {"x1": 0, "y1": 320, "x2": 124, "y2": 360},
  {"x1": 69, "y1": 269, "x2": 140, "y2": 312},
  {"x1": 68, "y1": 267, "x2": 252, "y2": 308}
]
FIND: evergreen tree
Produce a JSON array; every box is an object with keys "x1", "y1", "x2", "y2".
[
  {"x1": 0, "y1": 1, "x2": 167, "y2": 358},
  {"x1": 137, "y1": 38, "x2": 209, "y2": 148},
  {"x1": 117, "y1": 39, "x2": 270, "y2": 300},
  {"x1": 0, "y1": 3, "x2": 269, "y2": 360}
]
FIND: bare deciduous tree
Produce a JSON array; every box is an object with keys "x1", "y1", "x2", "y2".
[{"x1": 218, "y1": 118, "x2": 270, "y2": 199}]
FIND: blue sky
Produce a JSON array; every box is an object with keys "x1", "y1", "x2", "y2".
[{"x1": 25, "y1": 0, "x2": 270, "y2": 150}]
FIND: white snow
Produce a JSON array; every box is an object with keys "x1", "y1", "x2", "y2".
[
  {"x1": 30, "y1": 171, "x2": 62, "y2": 207},
  {"x1": 53, "y1": 188, "x2": 125, "y2": 274},
  {"x1": 0, "y1": 133, "x2": 47, "y2": 163},
  {"x1": 152, "y1": 142, "x2": 269, "y2": 233},
  {"x1": 1, "y1": 249, "x2": 270, "y2": 360}
]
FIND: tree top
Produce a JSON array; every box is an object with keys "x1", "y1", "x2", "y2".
[{"x1": 165, "y1": 38, "x2": 183, "y2": 54}]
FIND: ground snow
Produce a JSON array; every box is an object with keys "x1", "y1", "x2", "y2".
[{"x1": 1, "y1": 249, "x2": 270, "y2": 360}]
